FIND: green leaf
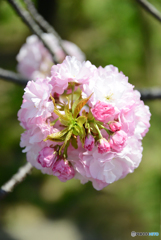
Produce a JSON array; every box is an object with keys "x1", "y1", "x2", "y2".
[
  {"x1": 50, "y1": 118, "x2": 59, "y2": 126},
  {"x1": 79, "y1": 133, "x2": 85, "y2": 147},
  {"x1": 59, "y1": 118, "x2": 70, "y2": 127},
  {"x1": 45, "y1": 127, "x2": 69, "y2": 141},
  {"x1": 76, "y1": 123, "x2": 86, "y2": 137},
  {"x1": 51, "y1": 94, "x2": 71, "y2": 125},
  {"x1": 64, "y1": 101, "x2": 72, "y2": 119},
  {"x1": 90, "y1": 122, "x2": 98, "y2": 134},
  {"x1": 63, "y1": 137, "x2": 71, "y2": 158},
  {"x1": 71, "y1": 136, "x2": 78, "y2": 149},
  {"x1": 71, "y1": 90, "x2": 82, "y2": 114},
  {"x1": 81, "y1": 109, "x2": 88, "y2": 117},
  {"x1": 77, "y1": 116, "x2": 87, "y2": 126},
  {"x1": 73, "y1": 93, "x2": 93, "y2": 118},
  {"x1": 45, "y1": 137, "x2": 65, "y2": 142},
  {"x1": 73, "y1": 125, "x2": 80, "y2": 136},
  {"x1": 87, "y1": 110, "x2": 95, "y2": 120},
  {"x1": 72, "y1": 98, "x2": 81, "y2": 115},
  {"x1": 73, "y1": 88, "x2": 82, "y2": 100},
  {"x1": 54, "y1": 108, "x2": 71, "y2": 122},
  {"x1": 85, "y1": 122, "x2": 90, "y2": 129},
  {"x1": 59, "y1": 129, "x2": 73, "y2": 154}
]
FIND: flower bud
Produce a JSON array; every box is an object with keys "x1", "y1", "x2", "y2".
[
  {"x1": 97, "y1": 138, "x2": 110, "y2": 154},
  {"x1": 109, "y1": 121, "x2": 121, "y2": 132},
  {"x1": 110, "y1": 130, "x2": 127, "y2": 152},
  {"x1": 37, "y1": 147, "x2": 57, "y2": 168},
  {"x1": 52, "y1": 159, "x2": 75, "y2": 182},
  {"x1": 84, "y1": 134, "x2": 95, "y2": 151}
]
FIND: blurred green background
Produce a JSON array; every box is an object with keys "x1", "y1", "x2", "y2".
[{"x1": 0, "y1": 0, "x2": 160, "y2": 239}]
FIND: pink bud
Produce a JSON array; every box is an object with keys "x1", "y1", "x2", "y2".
[
  {"x1": 110, "y1": 130, "x2": 127, "y2": 152},
  {"x1": 84, "y1": 134, "x2": 95, "y2": 151},
  {"x1": 97, "y1": 138, "x2": 110, "y2": 154},
  {"x1": 52, "y1": 159, "x2": 75, "y2": 182},
  {"x1": 37, "y1": 147, "x2": 57, "y2": 168},
  {"x1": 109, "y1": 122, "x2": 121, "y2": 132}
]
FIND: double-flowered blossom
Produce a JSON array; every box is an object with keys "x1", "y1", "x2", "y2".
[
  {"x1": 17, "y1": 34, "x2": 85, "y2": 80},
  {"x1": 18, "y1": 56, "x2": 151, "y2": 190}
]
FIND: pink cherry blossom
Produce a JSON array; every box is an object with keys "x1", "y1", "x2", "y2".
[
  {"x1": 37, "y1": 147, "x2": 57, "y2": 168},
  {"x1": 133, "y1": 92, "x2": 151, "y2": 138},
  {"x1": 91, "y1": 101, "x2": 115, "y2": 122},
  {"x1": 52, "y1": 159, "x2": 75, "y2": 182},
  {"x1": 82, "y1": 64, "x2": 134, "y2": 110},
  {"x1": 50, "y1": 56, "x2": 96, "y2": 94},
  {"x1": 73, "y1": 136, "x2": 143, "y2": 190},
  {"x1": 17, "y1": 35, "x2": 53, "y2": 79},
  {"x1": 97, "y1": 138, "x2": 110, "y2": 154},
  {"x1": 110, "y1": 130, "x2": 127, "y2": 152},
  {"x1": 20, "y1": 78, "x2": 54, "y2": 122},
  {"x1": 62, "y1": 40, "x2": 85, "y2": 62},
  {"x1": 18, "y1": 56, "x2": 151, "y2": 190},
  {"x1": 109, "y1": 121, "x2": 122, "y2": 132},
  {"x1": 84, "y1": 134, "x2": 95, "y2": 151},
  {"x1": 17, "y1": 34, "x2": 86, "y2": 80}
]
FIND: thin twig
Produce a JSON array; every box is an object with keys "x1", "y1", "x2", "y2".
[
  {"x1": 23, "y1": 0, "x2": 68, "y2": 55},
  {"x1": 0, "y1": 68, "x2": 28, "y2": 86},
  {"x1": 7, "y1": 0, "x2": 58, "y2": 64},
  {"x1": 23, "y1": 0, "x2": 60, "y2": 38},
  {"x1": 0, "y1": 162, "x2": 33, "y2": 200},
  {"x1": 136, "y1": 0, "x2": 161, "y2": 23},
  {"x1": 139, "y1": 88, "x2": 161, "y2": 100}
]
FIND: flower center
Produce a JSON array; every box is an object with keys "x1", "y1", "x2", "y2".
[{"x1": 105, "y1": 93, "x2": 113, "y2": 101}]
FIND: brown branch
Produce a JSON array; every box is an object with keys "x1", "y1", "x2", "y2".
[
  {"x1": 23, "y1": 0, "x2": 60, "y2": 38},
  {"x1": 139, "y1": 88, "x2": 161, "y2": 100},
  {"x1": 0, "y1": 68, "x2": 161, "y2": 100},
  {"x1": 0, "y1": 68, "x2": 28, "y2": 86},
  {"x1": 135, "y1": 0, "x2": 161, "y2": 23},
  {"x1": 0, "y1": 162, "x2": 33, "y2": 200},
  {"x1": 7, "y1": 0, "x2": 58, "y2": 64},
  {"x1": 23, "y1": 0, "x2": 68, "y2": 56}
]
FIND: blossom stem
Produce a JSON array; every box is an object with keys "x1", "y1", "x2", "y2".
[
  {"x1": 88, "y1": 126, "x2": 91, "y2": 134},
  {"x1": 97, "y1": 122, "x2": 111, "y2": 135},
  {"x1": 71, "y1": 83, "x2": 75, "y2": 108},
  {"x1": 94, "y1": 123, "x2": 103, "y2": 139}
]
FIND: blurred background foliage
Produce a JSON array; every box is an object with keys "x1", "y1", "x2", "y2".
[{"x1": 0, "y1": 0, "x2": 160, "y2": 239}]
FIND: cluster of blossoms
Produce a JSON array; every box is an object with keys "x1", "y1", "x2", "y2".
[
  {"x1": 18, "y1": 56, "x2": 151, "y2": 190},
  {"x1": 17, "y1": 33, "x2": 85, "y2": 80}
]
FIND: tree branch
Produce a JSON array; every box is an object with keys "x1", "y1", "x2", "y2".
[
  {"x1": 139, "y1": 88, "x2": 161, "y2": 100},
  {"x1": 23, "y1": 0, "x2": 68, "y2": 56},
  {"x1": 0, "y1": 68, "x2": 28, "y2": 86},
  {"x1": 7, "y1": 0, "x2": 58, "y2": 64},
  {"x1": 0, "y1": 68, "x2": 161, "y2": 100},
  {"x1": 135, "y1": 0, "x2": 161, "y2": 23},
  {"x1": 23, "y1": 0, "x2": 60, "y2": 38},
  {"x1": 0, "y1": 162, "x2": 33, "y2": 200}
]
